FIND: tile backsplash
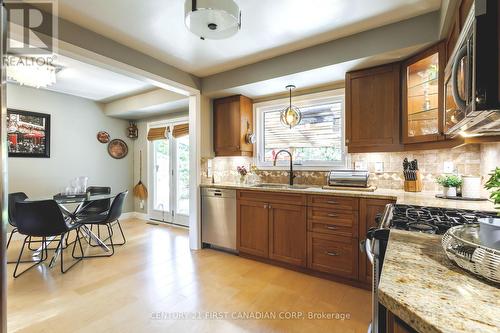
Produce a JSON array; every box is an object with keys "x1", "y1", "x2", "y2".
[{"x1": 201, "y1": 143, "x2": 500, "y2": 193}]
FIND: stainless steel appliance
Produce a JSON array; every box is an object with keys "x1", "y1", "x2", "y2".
[
  {"x1": 445, "y1": 0, "x2": 500, "y2": 136},
  {"x1": 328, "y1": 170, "x2": 369, "y2": 188},
  {"x1": 201, "y1": 188, "x2": 237, "y2": 252},
  {"x1": 364, "y1": 204, "x2": 497, "y2": 333}
]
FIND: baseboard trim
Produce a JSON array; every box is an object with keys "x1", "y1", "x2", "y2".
[{"x1": 121, "y1": 212, "x2": 149, "y2": 221}]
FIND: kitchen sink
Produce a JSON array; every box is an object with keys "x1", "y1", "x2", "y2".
[
  {"x1": 250, "y1": 183, "x2": 312, "y2": 190},
  {"x1": 251, "y1": 183, "x2": 289, "y2": 189}
]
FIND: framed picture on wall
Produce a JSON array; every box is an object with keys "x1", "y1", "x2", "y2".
[{"x1": 7, "y1": 109, "x2": 51, "y2": 158}]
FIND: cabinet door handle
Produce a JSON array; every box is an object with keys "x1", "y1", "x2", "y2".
[
  {"x1": 268, "y1": 204, "x2": 272, "y2": 209},
  {"x1": 327, "y1": 213, "x2": 338, "y2": 218},
  {"x1": 263, "y1": 204, "x2": 268, "y2": 209},
  {"x1": 326, "y1": 251, "x2": 339, "y2": 256},
  {"x1": 325, "y1": 225, "x2": 337, "y2": 230}
]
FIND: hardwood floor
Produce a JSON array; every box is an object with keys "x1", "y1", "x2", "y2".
[{"x1": 6, "y1": 219, "x2": 371, "y2": 333}]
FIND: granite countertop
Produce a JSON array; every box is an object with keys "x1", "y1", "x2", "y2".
[
  {"x1": 378, "y1": 230, "x2": 500, "y2": 333},
  {"x1": 200, "y1": 183, "x2": 497, "y2": 212}
]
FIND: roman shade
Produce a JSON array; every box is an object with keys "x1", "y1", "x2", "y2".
[
  {"x1": 147, "y1": 127, "x2": 169, "y2": 141},
  {"x1": 172, "y1": 123, "x2": 189, "y2": 138}
]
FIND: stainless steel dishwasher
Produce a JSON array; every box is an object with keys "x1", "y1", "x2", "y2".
[{"x1": 201, "y1": 188, "x2": 237, "y2": 252}]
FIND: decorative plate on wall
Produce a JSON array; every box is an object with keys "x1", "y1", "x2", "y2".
[
  {"x1": 108, "y1": 139, "x2": 128, "y2": 159},
  {"x1": 97, "y1": 131, "x2": 110, "y2": 143}
]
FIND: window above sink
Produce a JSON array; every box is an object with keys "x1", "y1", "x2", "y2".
[{"x1": 254, "y1": 89, "x2": 346, "y2": 169}]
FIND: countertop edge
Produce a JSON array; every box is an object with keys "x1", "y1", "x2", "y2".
[
  {"x1": 199, "y1": 183, "x2": 399, "y2": 200},
  {"x1": 199, "y1": 184, "x2": 497, "y2": 211},
  {"x1": 378, "y1": 286, "x2": 442, "y2": 333}
]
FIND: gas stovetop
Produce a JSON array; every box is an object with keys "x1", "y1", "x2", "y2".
[{"x1": 388, "y1": 204, "x2": 497, "y2": 235}]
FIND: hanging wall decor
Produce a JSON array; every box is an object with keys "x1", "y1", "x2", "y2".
[
  {"x1": 7, "y1": 109, "x2": 51, "y2": 158},
  {"x1": 97, "y1": 131, "x2": 110, "y2": 143},
  {"x1": 107, "y1": 139, "x2": 128, "y2": 159},
  {"x1": 127, "y1": 121, "x2": 138, "y2": 139}
]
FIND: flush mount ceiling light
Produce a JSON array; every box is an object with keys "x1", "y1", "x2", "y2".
[
  {"x1": 281, "y1": 85, "x2": 302, "y2": 129},
  {"x1": 6, "y1": 56, "x2": 59, "y2": 89},
  {"x1": 184, "y1": 0, "x2": 241, "y2": 40}
]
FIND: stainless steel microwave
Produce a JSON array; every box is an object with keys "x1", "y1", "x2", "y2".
[{"x1": 445, "y1": 0, "x2": 500, "y2": 136}]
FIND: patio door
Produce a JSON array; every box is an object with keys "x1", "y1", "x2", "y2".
[{"x1": 148, "y1": 120, "x2": 189, "y2": 227}]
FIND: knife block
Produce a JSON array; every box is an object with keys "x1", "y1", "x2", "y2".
[{"x1": 404, "y1": 171, "x2": 422, "y2": 192}]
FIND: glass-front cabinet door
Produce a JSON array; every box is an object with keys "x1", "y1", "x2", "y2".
[{"x1": 402, "y1": 43, "x2": 445, "y2": 144}]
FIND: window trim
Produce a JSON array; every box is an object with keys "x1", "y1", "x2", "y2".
[{"x1": 254, "y1": 89, "x2": 346, "y2": 170}]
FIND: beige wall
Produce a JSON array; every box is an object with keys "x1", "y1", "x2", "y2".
[
  {"x1": 7, "y1": 84, "x2": 135, "y2": 212},
  {"x1": 132, "y1": 111, "x2": 189, "y2": 213}
]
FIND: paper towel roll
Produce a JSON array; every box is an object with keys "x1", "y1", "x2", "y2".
[{"x1": 461, "y1": 176, "x2": 481, "y2": 199}]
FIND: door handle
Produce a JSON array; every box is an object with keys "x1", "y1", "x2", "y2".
[
  {"x1": 263, "y1": 204, "x2": 268, "y2": 209},
  {"x1": 326, "y1": 251, "x2": 339, "y2": 256}
]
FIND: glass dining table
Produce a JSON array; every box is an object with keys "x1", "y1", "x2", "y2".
[{"x1": 29, "y1": 193, "x2": 117, "y2": 268}]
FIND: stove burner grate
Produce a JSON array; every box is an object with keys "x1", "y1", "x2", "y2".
[{"x1": 389, "y1": 204, "x2": 497, "y2": 235}]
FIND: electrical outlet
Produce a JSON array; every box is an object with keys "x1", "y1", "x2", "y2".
[
  {"x1": 443, "y1": 161, "x2": 454, "y2": 173},
  {"x1": 354, "y1": 161, "x2": 367, "y2": 170},
  {"x1": 375, "y1": 162, "x2": 384, "y2": 173},
  {"x1": 207, "y1": 159, "x2": 213, "y2": 177}
]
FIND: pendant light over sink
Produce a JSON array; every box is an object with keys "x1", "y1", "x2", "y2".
[
  {"x1": 280, "y1": 85, "x2": 302, "y2": 129},
  {"x1": 184, "y1": 0, "x2": 241, "y2": 40}
]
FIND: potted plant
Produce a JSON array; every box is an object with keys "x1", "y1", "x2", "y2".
[
  {"x1": 236, "y1": 166, "x2": 248, "y2": 184},
  {"x1": 436, "y1": 175, "x2": 462, "y2": 197},
  {"x1": 484, "y1": 167, "x2": 500, "y2": 212}
]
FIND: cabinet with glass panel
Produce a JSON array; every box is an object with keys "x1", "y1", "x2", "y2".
[{"x1": 402, "y1": 43, "x2": 445, "y2": 144}]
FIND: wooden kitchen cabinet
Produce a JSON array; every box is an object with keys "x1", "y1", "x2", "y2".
[
  {"x1": 213, "y1": 95, "x2": 253, "y2": 157},
  {"x1": 345, "y1": 63, "x2": 402, "y2": 153},
  {"x1": 269, "y1": 202, "x2": 307, "y2": 267},
  {"x1": 402, "y1": 42, "x2": 445, "y2": 144},
  {"x1": 358, "y1": 198, "x2": 395, "y2": 285},
  {"x1": 387, "y1": 311, "x2": 418, "y2": 333},
  {"x1": 307, "y1": 232, "x2": 358, "y2": 279},
  {"x1": 237, "y1": 190, "x2": 307, "y2": 267},
  {"x1": 237, "y1": 200, "x2": 269, "y2": 258}
]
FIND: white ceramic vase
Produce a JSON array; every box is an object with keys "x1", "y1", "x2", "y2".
[{"x1": 443, "y1": 187, "x2": 457, "y2": 197}]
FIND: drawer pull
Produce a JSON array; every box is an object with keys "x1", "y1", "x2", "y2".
[
  {"x1": 326, "y1": 251, "x2": 339, "y2": 256},
  {"x1": 325, "y1": 225, "x2": 338, "y2": 230},
  {"x1": 327, "y1": 213, "x2": 338, "y2": 218},
  {"x1": 326, "y1": 201, "x2": 338, "y2": 204}
]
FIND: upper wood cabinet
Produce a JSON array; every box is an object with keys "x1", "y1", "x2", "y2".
[
  {"x1": 346, "y1": 63, "x2": 402, "y2": 153},
  {"x1": 213, "y1": 95, "x2": 253, "y2": 157},
  {"x1": 402, "y1": 43, "x2": 446, "y2": 144}
]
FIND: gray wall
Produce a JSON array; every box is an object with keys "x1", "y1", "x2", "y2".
[{"x1": 7, "y1": 84, "x2": 134, "y2": 212}]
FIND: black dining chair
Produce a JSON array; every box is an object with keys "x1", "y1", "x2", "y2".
[
  {"x1": 78, "y1": 186, "x2": 111, "y2": 217},
  {"x1": 76, "y1": 191, "x2": 128, "y2": 258},
  {"x1": 13, "y1": 200, "x2": 84, "y2": 278},
  {"x1": 77, "y1": 186, "x2": 112, "y2": 245},
  {"x1": 7, "y1": 192, "x2": 28, "y2": 249}
]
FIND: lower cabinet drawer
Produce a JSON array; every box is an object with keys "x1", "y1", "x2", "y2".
[
  {"x1": 307, "y1": 207, "x2": 358, "y2": 237},
  {"x1": 307, "y1": 232, "x2": 358, "y2": 279}
]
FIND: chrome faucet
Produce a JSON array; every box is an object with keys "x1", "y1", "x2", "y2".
[{"x1": 273, "y1": 150, "x2": 296, "y2": 186}]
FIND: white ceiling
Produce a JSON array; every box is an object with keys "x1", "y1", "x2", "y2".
[
  {"x1": 58, "y1": 0, "x2": 441, "y2": 77},
  {"x1": 117, "y1": 98, "x2": 189, "y2": 120},
  {"x1": 35, "y1": 54, "x2": 156, "y2": 102},
  {"x1": 212, "y1": 44, "x2": 428, "y2": 99}
]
